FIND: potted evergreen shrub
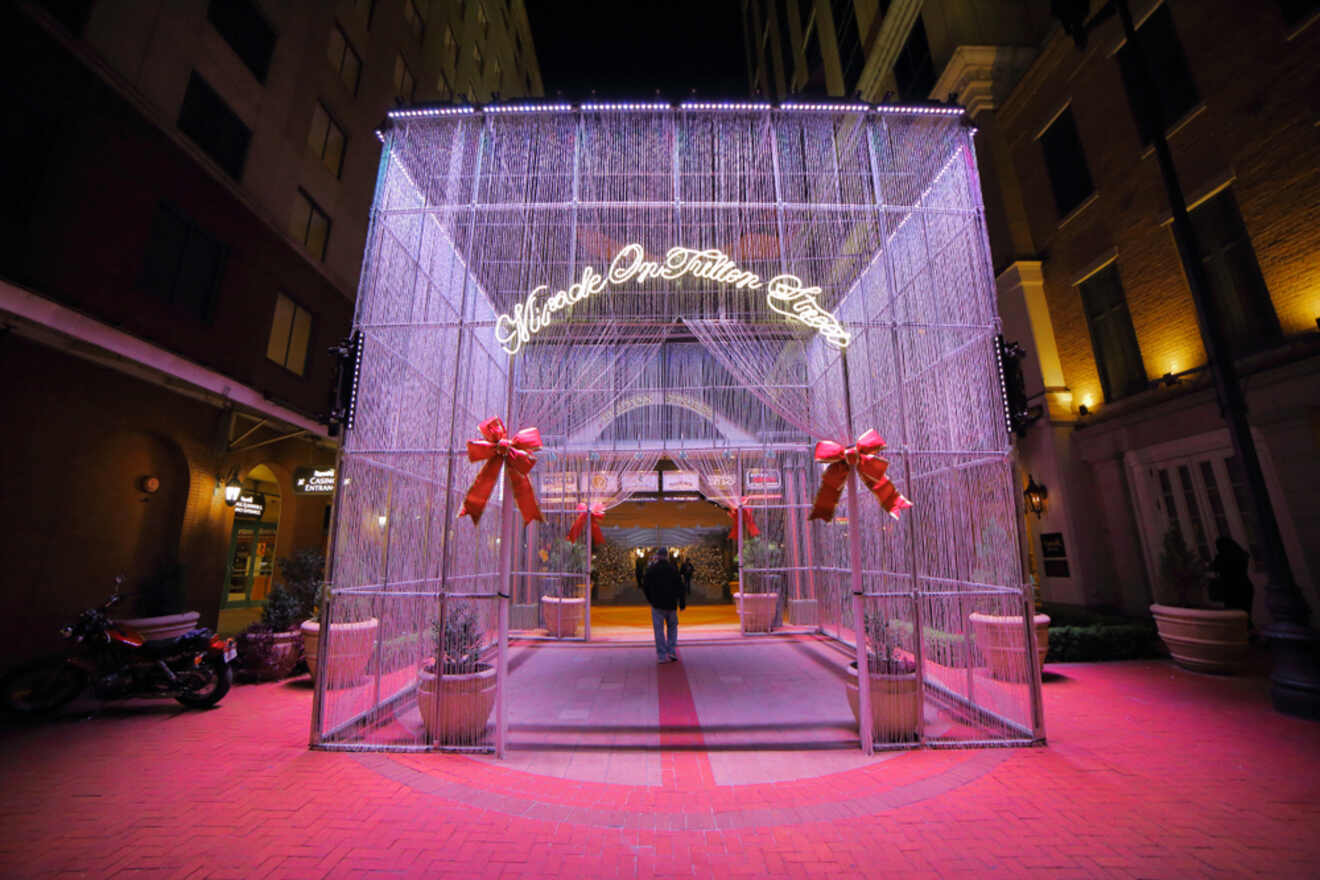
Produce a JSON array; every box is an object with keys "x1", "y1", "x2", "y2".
[
  {"x1": 296, "y1": 550, "x2": 379, "y2": 685},
  {"x1": 236, "y1": 587, "x2": 304, "y2": 681},
  {"x1": 734, "y1": 535, "x2": 781, "y2": 632},
  {"x1": 417, "y1": 601, "x2": 496, "y2": 743},
  {"x1": 113, "y1": 557, "x2": 199, "y2": 641},
  {"x1": 541, "y1": 540, "x2": 587, "y2": 638},
  {"x1": 1150, "y1": 527, "x2": 1248, "y2": 673},
  {"x1": 845, "y1": 609, "x2": 921, "y2": 742}
]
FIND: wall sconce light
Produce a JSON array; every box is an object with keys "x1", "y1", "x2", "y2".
[
  {"x1": 1024, "y1": 475, "x2": 1048, "y2": 518},
  {"x1": 223, "y1": 474, "x2": 242, "y2": 506}
]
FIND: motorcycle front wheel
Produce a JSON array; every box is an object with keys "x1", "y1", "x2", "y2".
[
  {"x1": 174, "y1": 658, "x2": 232, "y2": 708},
  {"x1": 1, "y1": 663, "x2": 86, "y2": 714}
]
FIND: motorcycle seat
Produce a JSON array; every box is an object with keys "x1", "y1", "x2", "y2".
[{"x1": 141, "y1": 629, "x2": 212, "y2": 656}]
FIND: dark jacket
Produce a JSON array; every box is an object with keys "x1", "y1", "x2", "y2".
[{"x1": 643, "y1": 558, "x2": 685, "y2": 611}]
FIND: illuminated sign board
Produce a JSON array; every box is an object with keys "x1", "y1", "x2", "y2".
[
  {"x1": 702, "y1": 473, "x2": 737, "y2": 495},
  {"x1": 234, "y1": 492, "x2": 266, "y2": 519},
  {"x1": 293, "y1": 467, "x2": 336, "y2": 495},
  {"x1": 744, "y1": 468, "x2": 781, "y2": 491},
  {"x1": 495, "y1": 243, "x2": 850, "y2": 355}
]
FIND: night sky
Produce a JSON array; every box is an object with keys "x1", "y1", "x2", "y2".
[{"x1": 525, "y1": 0, "x2": 749, "y2": 100}]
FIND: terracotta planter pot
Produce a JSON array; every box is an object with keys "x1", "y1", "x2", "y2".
[
  {"x1": 112, "y1": 611, "x2": 200, "y2": 642},
  {"x1": 845, "y1": 661, "x2": 921, "y2": 742},
  {"x1": 300, "y1": 618, "x2": 379, "y2": 685},
  {"x1": 968, "y1": 612, "x2": 1050, "y2": 681},
  {"x1": 541, "y1": 596, "x2": 584, "y2": 638},
  {"x1": 1150, "y1": 604, "x2": 1248, "y2": 674},
  {"x1": 734, "y1": 592, "x2": 778, "y2": 633},
  {"x1": 418, "y1": 661, "x2": 497, "y2": 743},
  {"x1": 237, "y1": 629, "x2": 302, "y2": 681}
]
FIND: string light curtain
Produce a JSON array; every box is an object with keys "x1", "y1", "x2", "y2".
[{"x1": 311, "y1": 103, "x2": 1043, "y2": 755}]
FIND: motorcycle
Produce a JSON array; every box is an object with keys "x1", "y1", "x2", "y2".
[{"x1": 1, "y1": 592, "x2": 236, "y2": 713}]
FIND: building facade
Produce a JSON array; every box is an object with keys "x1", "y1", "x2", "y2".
[
  {"x1": 743, "y1": 0, "x2": 1320, "y2": 624},
  {"x1": 0, "y1": 0, "x2": 543, "y2": 661}
]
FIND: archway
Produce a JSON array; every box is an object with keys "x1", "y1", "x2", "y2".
[{"x1": 312, "y1": 102, "x2": 1043, "y2": 757}]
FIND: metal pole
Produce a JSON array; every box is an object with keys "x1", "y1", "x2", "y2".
[
  {"x1": 1109, "y1": 0, "x2": 1317, "y2": 718},
  {"x1": 495, "y1": 360, "x2": 516, "y2": 759},
  {"x1": 584, "y1": 507, "x2": 593, "y2": 642},
  {"x1": 840, "y1": 352, "x2": 874, "y2": 755}
]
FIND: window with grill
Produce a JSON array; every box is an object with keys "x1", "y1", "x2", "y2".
[
  {"x1": 327, "y1": 25, "x2": 362, "y2": 95},
  {"x1": 1188, "y1": 188, "x2": 1280, "y2": 353},
  {"x1": 178, "y1": 72, "x2": 251, "y2": 179},
  {"x1": 141, "y1": 202, "x2": 228, "y2": 321},
  {"x1": 394, "y1": 53, "x2": 416, "y2": 101},
  {"x1": 207, "y1": 0, "x2": 276, "y2": 83},
  {"x1": 1078, "y1": 263, "x2": 1147, "y2": 402},
  {"x1": 1040, "y1": 107, "x2": 1094, "y2": 218},
  {"x1": 403, "y1": 0, "x2": 425, "y2": 41},
  {"x1": 266, "y1": 292, "x2": 313, "y2": 376},
  {"x1": 307, "y1": 103, "x2": 346, "y2": 178},
  {"x1": 1116, "y1": 3, "x2": 1199, "y2": 144},
  {"x1": 893, "y1": 15, "x2": 935, "y2": 102},
  {"x1": 290, "y1": 190, "x2": 330, "y2": 261}
]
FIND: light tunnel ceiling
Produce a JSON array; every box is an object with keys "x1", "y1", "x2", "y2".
[{"x1": 376, "y1": 102, "x2": 979, "y2": 332}]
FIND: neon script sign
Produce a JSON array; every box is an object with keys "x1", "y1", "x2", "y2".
[{"x1": 494, "y1": 244, "x2": 851, "y2": 354}]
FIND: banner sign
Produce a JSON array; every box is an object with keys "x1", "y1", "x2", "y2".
[
  {"x1": 744, "y1": 468, "x2": 781, "y2": 491},
  {"x1": 293, "y1": 467, "x2": 336, "y2": 495},
  {"x1": 621, "y1": 472, "x2": 659, "y2": 493},
  {"x1": 585, "y1": 471, "x2": 619, "y2": 495},
  {"x1": 541, "y1": 471, "x2": 578, "y2": 497},
  {"x1": 702, "y1": 473, "x2": 737, "y2": 495},
  {"x1": 662, "y1": 471, "x2": 700, "y2": 492}
]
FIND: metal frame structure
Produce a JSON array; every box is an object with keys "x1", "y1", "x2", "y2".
[{"x1": 310, "y1": 101, "x2": 1045, "y2": 756}]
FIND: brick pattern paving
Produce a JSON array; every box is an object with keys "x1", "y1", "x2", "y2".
[{"x1": 2, "y1": 652, "x2": 1318, "y2": 878}]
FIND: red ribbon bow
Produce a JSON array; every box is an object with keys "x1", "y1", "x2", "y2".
[
  {"x1": 808, "y1": 429, "x2": 913, "y2": 522},
  {"x1": 728, "y1": 497, "x2": 760, "y2": 541},
  {"x1": 458, "y1": 417, "x2": 544, "y2": 526},
  {"x1": 566, "y1": 502, "x2": 605, "y2": 546}
]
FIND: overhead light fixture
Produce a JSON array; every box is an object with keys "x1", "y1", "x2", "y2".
[{"x1": 223, "y1": 474, "x2": 242, "y2": 506}]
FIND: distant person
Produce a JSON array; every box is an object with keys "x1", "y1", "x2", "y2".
[
  {"x1": 635, "y1": 552, "x2": 647, "y2": 592},
  {"x1": 643, "y1": 547, "x2": 685, "y2": 663},
  {"x1": 679, "y1": 557, "x2": 694, "y2": 603},
  {"x1": 1210, "y1": 536, "x2": 1253, "y2": 628}
]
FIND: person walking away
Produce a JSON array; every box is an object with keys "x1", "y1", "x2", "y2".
[
  {"x1": 643, "y1": 547, "x2": 684, "y2": 663},
  {"x1": 1209, "y1": 536, "x2": 1253, "y2": 629},
  {"x1": 679, "y1": 556, "x2": 694, "y2": 604}
]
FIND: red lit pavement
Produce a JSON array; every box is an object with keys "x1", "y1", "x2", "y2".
[{"x1": 2, "y1": 641, "x2": 1319, "y2": 879}]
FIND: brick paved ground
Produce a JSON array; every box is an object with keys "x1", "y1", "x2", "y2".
[{"x1": 1, "y1": 642, "x2": 1318, "y2": 879}]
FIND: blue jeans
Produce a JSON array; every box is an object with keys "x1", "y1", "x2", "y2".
[{"x1": 651, "y1": 607, "x2": 678, "y2": 660}]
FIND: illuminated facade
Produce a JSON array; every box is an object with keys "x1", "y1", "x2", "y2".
[
  {"x1": 746, "y1": 1, "x2": 1320, "y2": 622},
  {"x1": 311, "y1": 102, "x2": 1045, "y2": 754}
]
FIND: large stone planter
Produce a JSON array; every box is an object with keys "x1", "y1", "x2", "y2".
[
  {"x1": 734, "y1": 592, "x2": 778, "y2": 633},
  {"x1": 112, "y1": 611, "x2": 201, "y2": 642},
  {"x1": 541, "y1": 596, "x2": 584, "y2": 638},
  {"x1": 969, "y1": 612, "x2": 1050, "y2": 681},
  {"x1": 236, "y1": 629, "x2": 302, "y2": 681},
  {"x1": 300, "y1": 618, "x2": 379, "y2": 685},
  {"x1": 845, "y1": 661, "x2": 921, "y2": 742},
  {"x1": 418, "y1": 661, "x2": 497, "y2": 744},
  {"x1": 1150, "y1": 604, "x2": 1249, "y2": 674}
]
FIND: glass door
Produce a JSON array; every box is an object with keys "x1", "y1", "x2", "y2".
[{"x1": 225, "y1": 521, "x2": 279, "y2": 606}]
